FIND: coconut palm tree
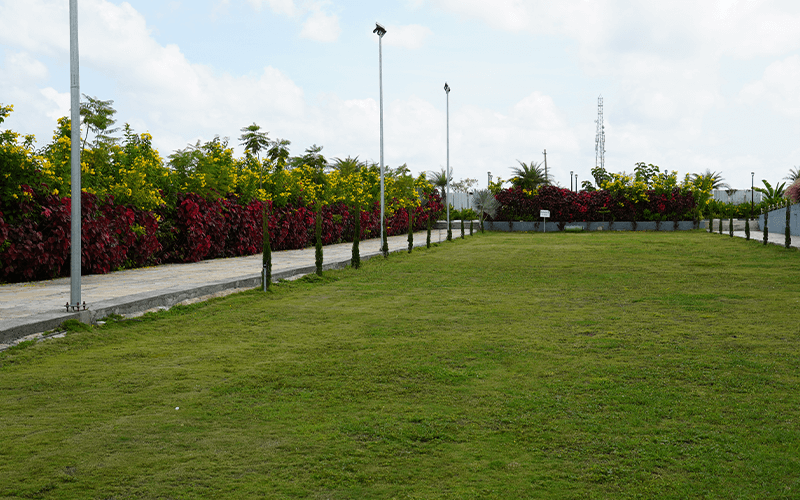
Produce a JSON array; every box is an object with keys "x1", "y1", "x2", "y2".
[
  {"x1": 691, "y1": 169, "x2": 729, "y2": 190},
  {"x1": 510, "y1": 160, "x2": 549, "y2": 190},
  {"x1": 784, "y1": 166, "x2": 800, "y2": 183},
  {"x1": 472, "y1": 189, "x2": 499, "y2": 233}
]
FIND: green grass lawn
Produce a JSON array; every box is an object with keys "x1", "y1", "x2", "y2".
[{"x1": 2, "y1": 231, "x2": 800, "y2": 499}]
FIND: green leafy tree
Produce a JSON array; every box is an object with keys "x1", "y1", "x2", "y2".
[
  {"x1": 451, "y1": 177, "x2": 478, "y2": 193},
  {"x1": 80, "y1": 95, "x2": 119, "y2": 149},
  {"x1": 238, "y1": 123, "x2": 270, "y2": 189},
  {"x1": 295, "y1": 145, "x2": 329, "y2": 275},
  {"x1": 239, "y1": 123, "x2": 272, "y2": 290},
  {"x1": 333, "y1": 156, "x2": 364, "y2": 268},
  {"x1": 0, "y1": 104, "x2": 48, "y2": 209},
  {"x1": 590, "y1": 166, "x2": 611, "y2": 189}
]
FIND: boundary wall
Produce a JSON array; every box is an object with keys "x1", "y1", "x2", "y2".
[{"x1": 758, "y1": 205, "x2": 800, "y2": 236}]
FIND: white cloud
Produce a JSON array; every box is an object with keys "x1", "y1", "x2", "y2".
[
  {"x1": 1, "y1": 0, "x2": 307, "y2": 152},
  {"x1": 739, "y1": 55, "x2": 800, "y2": 117},
  {"x1": 245, "y1": 0, "x2": 297, "y2": 16},
  {"x1": 300, "y1": 7, "x2": 341, "y2": 43},
  {"x1": 384, "y1": 24, "x2": 432, "y2": 50},
  {"x1": 39, "y1": 88, "x2": 70, "y2": 121},
  {"x1": 3, "y1": 51, "x2": 48, "y2": 83}
]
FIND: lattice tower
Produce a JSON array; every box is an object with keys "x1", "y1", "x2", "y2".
[{"x1": 595, "y1": 96, "x2": 605, "y2": 170}]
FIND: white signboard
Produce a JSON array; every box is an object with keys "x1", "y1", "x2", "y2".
[{"x1": 540, "y1": 210, "x2": 550, "y2": 218}]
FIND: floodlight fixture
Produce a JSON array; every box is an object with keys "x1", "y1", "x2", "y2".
[{"x1": 373, "y1": 23, "x2": 386, "y2": 37}]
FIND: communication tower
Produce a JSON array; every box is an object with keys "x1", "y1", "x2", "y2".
[{"x1": 595, "y1": 96, "x2": 605, "y2": 170}]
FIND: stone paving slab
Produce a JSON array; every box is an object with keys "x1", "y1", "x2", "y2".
[
  {"x1": 709, "y1": 227, "x2": 800, "y2": 249},
  {"x1": 0, "y1": 228, "x2": 465, "y2": 344}
]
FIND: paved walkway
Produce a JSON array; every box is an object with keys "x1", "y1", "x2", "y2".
[
  {"x1": 1, "y1": 227, "x2": 471, "y2": 344},
  {"x1": 708, "y1": 227, "x2": 800, "y2": 249}
]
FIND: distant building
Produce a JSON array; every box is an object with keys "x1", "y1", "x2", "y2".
[{"x1": 712, "y1": 189, "x2": 762, "y2": 205}]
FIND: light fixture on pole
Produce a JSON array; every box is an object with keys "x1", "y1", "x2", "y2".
[
  {"x1": 570, "y1": 171, "x2": 573, "y2": 191},
  {"x1": 575, "y1": 173, "x2": 578, "y2": 191},
  {"x1": 751, "y1": 172, "x2": 755, "y2": 217},
  {"x1": 373, "y1": 22, "x2": 387, "y2": 257},
  {"x1": 444, "y1": 82, "x2": 451, "y2": 241},
  {"x1": 69, "y1": 0, "x2": 83, "y2": 313}
]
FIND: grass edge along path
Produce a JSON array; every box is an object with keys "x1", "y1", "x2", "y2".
[{"x1": 1, "y1": 231, "x2": 800, "y2": 498}]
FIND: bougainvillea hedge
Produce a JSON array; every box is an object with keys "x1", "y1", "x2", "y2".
[
  {"x1": 494, "y1": 185, "x2": 696, "y2": 223},
  {"x1": 0, "y1": 188, "x2": 443, "y2": 283}
]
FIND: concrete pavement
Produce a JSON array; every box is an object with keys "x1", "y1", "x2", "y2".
[{"x1": 1, "y1": 227, "x2": 469, "y2": 346}]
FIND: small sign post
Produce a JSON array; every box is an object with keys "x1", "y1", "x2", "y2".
[{"x1": 540, "y1": 210, "x2": 550, "y2": 232}]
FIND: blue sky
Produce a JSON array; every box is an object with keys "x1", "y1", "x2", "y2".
[{"x1": 2, "y1": 0, "x2": 800, "y2": 191}]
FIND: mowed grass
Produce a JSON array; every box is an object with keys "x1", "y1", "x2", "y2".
[{"x1": 2, "y1": 231, "x2": 800, "y2": 499}]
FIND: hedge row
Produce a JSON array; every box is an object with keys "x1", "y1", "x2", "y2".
[
  {"x1": 0, "y1": 188, "x2": 443, "y2": 283},
  {"x1": 494, "y1": 185, "x2": 697, "y2": 222}
]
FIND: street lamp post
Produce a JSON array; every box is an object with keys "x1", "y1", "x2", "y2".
[
  {"x1": 570, "y1": 171, "x2": 573, "y2": 191},
  {"x1": 751, "y1": 172, "x2": 755, "y2": 218},
  {"x1": 69, "y1": 0, "x2": 83, "y2": 312},
  {"x1": 575, "y1": 173, "x2": 578, "y2": 192},
  {"x1": 444, "y1": 82, "x2": 451, "y2": 241},
  {"x1": 373, "y1": 22, "x2": 387, "y2": 257}
]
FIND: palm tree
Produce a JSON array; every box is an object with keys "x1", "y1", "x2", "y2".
[
  {"x1": 755, "y1": 179, "x2": 787, "y2": 205},
  {"x1": 472, "y1": 189, "x2": 499, "y2": 233},
  {"x1": 691, "y1": 169, "x2": 729, "y2": 190},
  {"x1": 510, "y1": 160, "x2": 549, "y2": 190},
  {"x1": 784, "y1": 166, "x2": 800, "y2": 183},
  {"x1": 427, "y1": 168, "x2": 452, "y2": 205}
]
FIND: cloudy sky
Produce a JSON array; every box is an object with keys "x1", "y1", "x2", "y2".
[{"x1": 1, "y1": 0, "x2": 799, "y2": 190}]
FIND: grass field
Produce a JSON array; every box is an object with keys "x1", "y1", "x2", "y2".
[{"x1": 1, "y1": 231, "x2": 800, "y2": 499}]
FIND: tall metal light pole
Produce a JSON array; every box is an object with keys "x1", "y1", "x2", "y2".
[
  {"x1": 751, "y1": 172, "x2": 755, "y2": 217},
  {"x1": 444, "y1": 82, "x2": 451, "y2": 241},
  {"x1": 373, "y1": 22, "x2": 387, "y2": 257},
  {"x1": 69, "y1": 0, "x2": 82, "y2": 311},
  {"x1": 575, "y1": 173, "x2": 578, "y2": 192},
  {"x1": 570, "y1": 171, "x2": 573, "y2": 191}
]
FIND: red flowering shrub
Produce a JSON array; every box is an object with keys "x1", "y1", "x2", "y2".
[
  {"x1": 165, "y1": 193, "x2": 228, "y2": 263},
  {"x1": 0, "y1": 187, "x2": 448, "y2": 283},
  {"x1": 0, "y1": 186, "x2": 70, "y2": 281},
  {"x1": 494, "y1": 186, "x2": 695, "y2": 222}
]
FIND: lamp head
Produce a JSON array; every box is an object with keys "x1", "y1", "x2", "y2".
[
  {"x1": 444, "y1": 82, "x2": 450, "y2": 94},
  {"x1": 373, "y1": 23, "x2": 386, "y2": 37}
]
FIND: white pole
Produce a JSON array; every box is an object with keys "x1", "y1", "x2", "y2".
[
  {"x1": 69, "y1": 0, "x2": 82, "y2": 310},
  {"x1": 445, "y1": 83, "x2": 451, "y2": 241},
  {"x1": 374, "y1": 23, "x2": 387, "y2": 257}
]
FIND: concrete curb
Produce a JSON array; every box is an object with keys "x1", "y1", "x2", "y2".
[{"x1": 0, "y1": 243, "x2": 420, "y2": 343}]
